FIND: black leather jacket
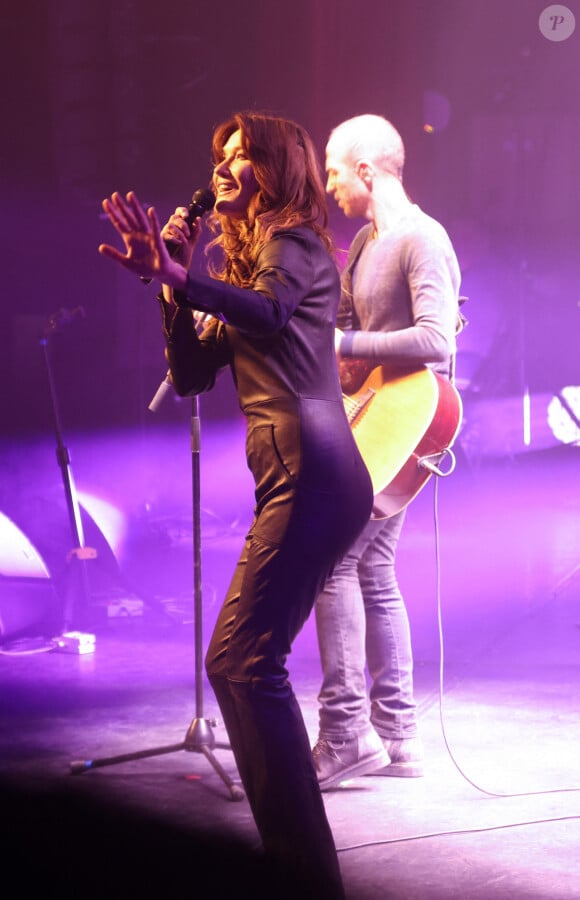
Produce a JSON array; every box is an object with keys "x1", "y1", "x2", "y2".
[{"x1": 160, "y1": 227, "x2": 372, "y2": 513}]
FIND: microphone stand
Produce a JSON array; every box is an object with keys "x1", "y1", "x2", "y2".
[{"x1": 70, "y1": 377, "x2": 244, "y2": 802}]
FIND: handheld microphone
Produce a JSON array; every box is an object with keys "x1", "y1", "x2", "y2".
[
  {"x1": 141, "y1": 187, "x2": 215, "y2": 284},
  {"x1": 164, "y1": 188, "x2": 216, "y2": 254}
]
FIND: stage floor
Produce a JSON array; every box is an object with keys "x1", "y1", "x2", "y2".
[{"x1": 1, "y1": 427, "x2": 579, "y2": 899}]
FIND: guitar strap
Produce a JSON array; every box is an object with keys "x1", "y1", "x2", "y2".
[
  {"x1": 342, "y1": 225, "x2": 372, "y2": 287},
  {"x1": 338, "y1": 225, "x2": 373, "y2": 331}
]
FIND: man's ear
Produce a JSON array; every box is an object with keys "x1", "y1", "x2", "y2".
[{"x1": 355, "y1": 159, "x2": 374, "y2": 185}]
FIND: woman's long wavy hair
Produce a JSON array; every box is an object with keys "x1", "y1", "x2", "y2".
[{"x1": 206, "y1": 112, "x2": 333, "y2": 287}]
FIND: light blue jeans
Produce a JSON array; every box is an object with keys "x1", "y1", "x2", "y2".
[{"x1": 314, "y1": 510, "x2": 418, "y2": 741}]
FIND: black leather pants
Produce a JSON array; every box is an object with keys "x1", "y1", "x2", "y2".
[{"x1": 206, "y1": 435, "x2": 372, "y2": 898}]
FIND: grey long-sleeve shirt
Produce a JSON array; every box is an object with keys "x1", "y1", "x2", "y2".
[{"x1": 337, "y1": 205, "x2": 461, "y2": 377}]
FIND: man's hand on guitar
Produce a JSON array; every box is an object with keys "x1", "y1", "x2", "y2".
[{"x1": 335, "y1": 328, "x2": 376, "y2": 394}]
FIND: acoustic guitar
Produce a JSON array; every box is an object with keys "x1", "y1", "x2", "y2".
[{"x1": 340, "y1": 359, "x2": 463, "y2": 518}]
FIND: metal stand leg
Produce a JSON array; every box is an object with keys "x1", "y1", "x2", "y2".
[{"x1": 41, "y1": 313, "x2": 92, "y2": 632}]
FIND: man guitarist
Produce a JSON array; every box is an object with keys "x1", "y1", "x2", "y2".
[{"x1": 313, "y1": 114, "x2": 461, "y2": 790}]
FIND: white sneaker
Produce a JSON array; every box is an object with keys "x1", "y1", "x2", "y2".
[{"x1": 312, "y1": 729, "x2": 390, "y2": 791}]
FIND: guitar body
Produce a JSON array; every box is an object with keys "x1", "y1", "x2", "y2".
[{"x1": 341, "y1": 363, "x2": 463, "y2": 518}]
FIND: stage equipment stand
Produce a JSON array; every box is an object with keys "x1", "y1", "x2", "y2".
[
  {"x1": 41, "y1": 308, "x2": 94, "y2": 632},
  {"x1": 41, "y1": 309, "x2": 174, "y2": 634},
  {"x1": 70, "y1": 384, "x2": 244, "y2": 802}
]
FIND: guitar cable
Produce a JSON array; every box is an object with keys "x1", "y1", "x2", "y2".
[
  {"x1": 336, "y1": 461, "x2": 580, "y2": 858},
  {"x1": 429, "y1": 472, "x2": 580, "y2": 800},
  {"x1": 417, "y1": 447, "x2": 457, "y2": 478}
]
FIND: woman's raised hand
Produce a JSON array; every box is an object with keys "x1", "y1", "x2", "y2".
[{"x1": 98, "y1": 191, "x2": 188, "y2": 291}]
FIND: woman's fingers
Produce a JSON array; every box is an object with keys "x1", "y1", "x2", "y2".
[
  {"x1": 147, "y1": 207, "x2": 168, "y2": 259},
  {"x1": 98, "y1": 242, "x2": 128, "y2": 264},
  {"x1": 161, "y1": 208, "x2": 191, "y2": 244},
  {"x1": 102, "y1": 191, "x2": 151, "y2": 234},
  {"x1": 102, "y1": 196, "x2": 128, "y2": 232},
  {"x1": 126, "y1": 191, "x2": 151, "y2": 230}
]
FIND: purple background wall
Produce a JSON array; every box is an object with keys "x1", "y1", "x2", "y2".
[{"x1": 1, "y1": 0, "x2": 578, "y2": 438}]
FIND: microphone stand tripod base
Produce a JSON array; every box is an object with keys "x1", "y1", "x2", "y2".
[
  {"x1": 68, "y1": 390, "x2": 245, "y2": 801},
  {"x1": 69, "y1": 717, "x2": 245, "y2": 802}
]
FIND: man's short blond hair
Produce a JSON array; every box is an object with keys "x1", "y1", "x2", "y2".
[{"x1": 327, "y1": 114, "x2": 405, "y2": 180}]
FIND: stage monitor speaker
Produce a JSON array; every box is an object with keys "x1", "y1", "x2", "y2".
[{"x1": 0, "y1": 511, "x2": 60, "y2": 641}]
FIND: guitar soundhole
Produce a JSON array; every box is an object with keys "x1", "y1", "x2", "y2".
[{"x1": 339, "y1": 358, "x2": 374, "y2": 394}]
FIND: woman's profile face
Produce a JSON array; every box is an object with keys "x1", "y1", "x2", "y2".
[{"x1": 213, "y1": 129, "x2": 259, "y2": 219}]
